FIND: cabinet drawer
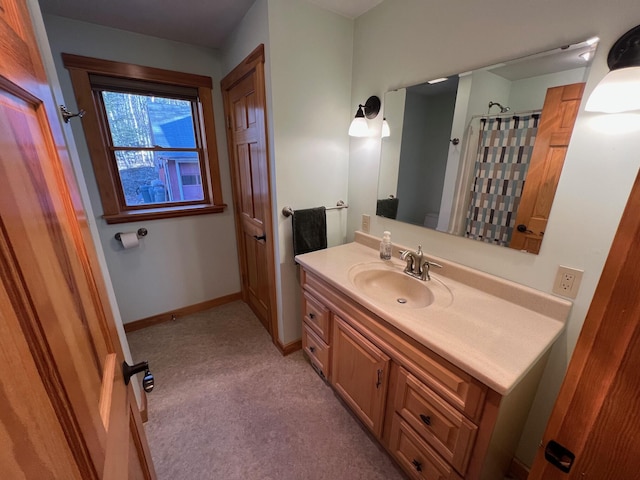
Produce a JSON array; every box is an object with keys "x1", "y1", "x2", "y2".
[
  {"x1": 389, "y1": 414, "x2": 462, "y2": 480},
  {"x1": 303, "y1": 291, "x2": 330, "y2": 343},
  {"x1": 302, "y1": 323, "x2": 330, "y2": 380},
  {"x1": 395, "y1": 368, "x2": 477, "y2": 475}
]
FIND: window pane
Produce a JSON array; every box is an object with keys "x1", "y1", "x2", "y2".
[
  {"x1": 177, "y1": 161, "x2": 204, "y2": 201},
  {"x1": 102, "y1": 92, "x2": 197, "y2": 148},
  {"x1": 116, "y1": 151, "x2": 204, "y2": 206}
]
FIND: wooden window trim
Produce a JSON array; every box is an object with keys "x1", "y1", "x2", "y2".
[{"x1": 62, "y1": 53, "x2": 225, "y2": 223}]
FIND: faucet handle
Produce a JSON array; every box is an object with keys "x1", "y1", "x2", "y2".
[{"x1": 427, "y1": 260, "x2": 443, "y2": 269}]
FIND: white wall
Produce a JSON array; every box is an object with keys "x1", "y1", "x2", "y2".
[
  {"x1": 269, "y1": 0, "x2": 354, "y2": 344},
  {"x1": 221, "y1": 0, "x2": 270, "y2": 75},
  {"x1": 465, "y1": 70, "x2": 512, "y2": 126},
  {"x1": 349, "y1": 0, "x2": 640, "y2": 466},
  {"x1": 223, "y1": 0, "x2": 354, "y2": 344},
  {"x1": 43, "y1": 15, "x2": 241, "y2": 323},
  {"x1": 508, "y1": 67, "x2": 588, "y2": 112}
]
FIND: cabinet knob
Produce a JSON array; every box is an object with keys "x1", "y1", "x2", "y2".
[
  {"x1": 420, "y1": 414, "x2": 431, "y2": 426},
  {"x1": 412, "y1": 459, "x2": 422, "y2": 472},
  {"x1": 309, "y1": 346, "x2": 316, "y2": 353},
  {"x1": 309, "y1": 312, "x2": 315, "y2": 319}
]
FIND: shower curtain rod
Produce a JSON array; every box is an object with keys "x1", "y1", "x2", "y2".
[{"x1": 468, "y1": 108, "x2": 542, "y2": 122}]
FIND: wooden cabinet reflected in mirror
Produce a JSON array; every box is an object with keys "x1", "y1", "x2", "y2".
[{"x1": 377, "y1": 38, "x2": 597, "y2": 254}]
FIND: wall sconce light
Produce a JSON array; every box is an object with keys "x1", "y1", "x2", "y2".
[
  {"x1": 586, "y1": 25, "x2": 640, "y2": 113},
  {"x1": 349, "y1": 95, "x2": 381, "y2": 137},
  {"x1": 381, "y1": 118, "x2": 390, "y2": 138}
]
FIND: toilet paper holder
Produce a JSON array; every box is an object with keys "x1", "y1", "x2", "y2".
[{"x1": 115, "y1": 228, "x2": 148, "y2": 242}]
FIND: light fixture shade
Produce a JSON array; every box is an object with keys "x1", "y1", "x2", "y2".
[
  {"x1": 348, "y1": 96, "x2": 380, "y2": 137},
  {"x1": 349, "y1": 116, "x2": 369, "y2": 137},
  {"x1": 585, "y1": 25, "x2": 640, "y2": 113},
  {"x1": 585, "y1": 67, "x2": 640, "y2": 113},
  {"x1": 381, "y1": 118, "x2": 390, "y2": 138}
]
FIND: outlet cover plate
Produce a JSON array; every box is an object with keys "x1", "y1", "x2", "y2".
[
  {"x1": 553, "y1": 265, "x2": 584, "y2": 299},
  {"x1": 361, "y1": 214, "x2": 370, "y2": 233}
]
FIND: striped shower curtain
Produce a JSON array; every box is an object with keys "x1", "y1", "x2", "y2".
[{"x1": 465, "y1": 114, "x2": 540, "y2": 246}]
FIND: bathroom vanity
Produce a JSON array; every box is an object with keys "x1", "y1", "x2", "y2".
[{"x1": 295, "y1": 232, "x2": 571, "y2": 479}]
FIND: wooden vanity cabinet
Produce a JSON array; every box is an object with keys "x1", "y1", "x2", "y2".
[{"x1": 300, "y1": 268, "x2": 538, "y2": 480}]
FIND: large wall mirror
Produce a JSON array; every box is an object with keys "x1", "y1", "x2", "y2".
[{"x1": 377, "y1": 38, "x2": 599, "y2": 254}]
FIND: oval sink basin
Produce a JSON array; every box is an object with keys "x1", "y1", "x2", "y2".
[{"x1": 348, "y1": 262, "x2": 452, "y2": 309}]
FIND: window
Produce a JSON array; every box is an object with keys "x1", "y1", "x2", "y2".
[{"x1": 63, "y1": 54, "x2": 225, "y2": 223}]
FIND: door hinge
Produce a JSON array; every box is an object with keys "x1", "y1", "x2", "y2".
[{"x1": 227, "y1": 115, "x2": 232, "y2": 129}]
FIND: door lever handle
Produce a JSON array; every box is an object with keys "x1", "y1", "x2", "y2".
[
  {"x1": 253, "y1": 234, "x2": 267, "y2": 241},
  {"x1": 122, "y1": 361, "x2": 155, "y2": 393},
  {"x1": 517, "y1": 224, "x2": 534, "y2": 234}
]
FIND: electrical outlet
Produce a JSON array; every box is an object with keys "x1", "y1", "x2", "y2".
[
  {"x1": 552, "y1": 266, "x2": 584, "y2": 299},
  {"x1": 362, "y1": 214, "x2": 371, "y2": 233}
]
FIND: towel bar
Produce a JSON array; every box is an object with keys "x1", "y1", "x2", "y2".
[{"x1": 282, "y1": 200, "x2": 348, "y2": 217}]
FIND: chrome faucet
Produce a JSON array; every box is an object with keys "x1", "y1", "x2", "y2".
[{"x1": 400, "y1": 245, "x2": 442, "y2": 281}]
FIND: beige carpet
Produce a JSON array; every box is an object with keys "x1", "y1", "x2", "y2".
[{"x1": 127, "y1": 301, "x2": 406, "y2": 480}]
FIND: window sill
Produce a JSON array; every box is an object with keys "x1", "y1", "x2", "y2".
[{"x1": 103, "y1": 203, "x2": 226, "y2": 224}]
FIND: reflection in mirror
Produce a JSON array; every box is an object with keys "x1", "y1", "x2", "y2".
[{"x1": 377, "y1": 38, "x2": 599, "y2": 254}]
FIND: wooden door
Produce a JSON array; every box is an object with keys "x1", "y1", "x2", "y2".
[
  {"x1": 509, "y1": 83, "x2": 584, "y2": 254},
  {"x1": 0, "y1": 1, "x2": 155, "y2": 478},
  {"x1": 332, "y1": 315, "x2": 390, "y2": 438},
  {"x1": 221, "y1": 45, "x2": 277, "y2": 340},
  {"x1": 529, "y1": 168, "x2": 640, "y2": 479}
]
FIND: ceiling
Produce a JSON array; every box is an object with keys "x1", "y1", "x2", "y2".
[{"x1": 37, "y1": 0, "x2": 384, "y2": 49}]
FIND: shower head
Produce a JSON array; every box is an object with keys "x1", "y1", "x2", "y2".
[{"x1": 488, "y1": 101, "x2": 511, "y2": 113}]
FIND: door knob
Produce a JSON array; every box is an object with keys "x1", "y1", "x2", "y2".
[
  {"x1": 253, "y1": 234, "x2": 266, "y2": 241},
  {"x1": 122, "y1": 361, "x2": 155, "y2": 392},
  {"x1": 142, "y1": 370, "x2": 155, "y2": 393}
]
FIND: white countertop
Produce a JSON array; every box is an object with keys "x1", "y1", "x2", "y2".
[{"x1": 295, "y1": 237, "x2": 571, "y2": 395}]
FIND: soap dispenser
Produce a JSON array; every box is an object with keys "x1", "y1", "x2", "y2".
[{"x1": 380, "y1": 231, "x2": 392, "y2": 260}]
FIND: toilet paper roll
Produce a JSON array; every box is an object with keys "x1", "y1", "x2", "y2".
[{"x1": 119, "y1": 232, "x2": 140, "y2": 249}]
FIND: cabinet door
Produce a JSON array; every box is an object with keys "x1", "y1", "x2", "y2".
[{"x1": 332, "y1": 315, "x2": 390, "y2": 437}]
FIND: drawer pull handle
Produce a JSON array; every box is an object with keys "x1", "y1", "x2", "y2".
[
  {"x1": 420, "y1": 414, "x2": 432, "y2": 426},
  {"x1": 376, "y1": 369, "x2": 383, "y2": 389},
  {"x1": 309, "y1": 312, "x2": 316, "y2": 319},
  {"x1": 309, "y1": 346, "x2": 316, "y2": 353},
  {"x1": 411, "y1": 459, "x2": 422, "y2": 472}
]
